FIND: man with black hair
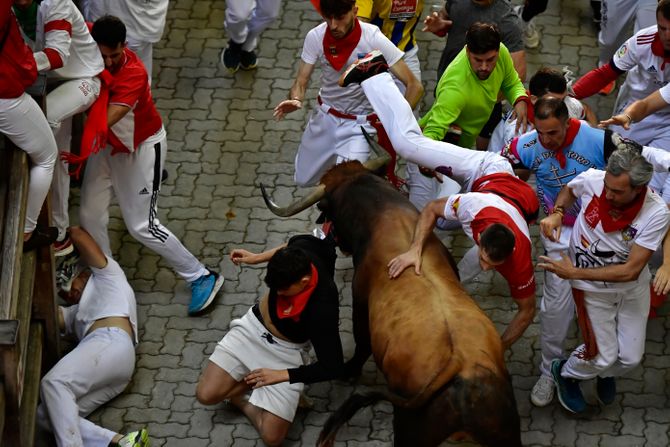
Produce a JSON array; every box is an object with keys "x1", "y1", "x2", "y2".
[
  {"x1": 487, "y1": 66, "x2": 596, "y2": 153},
  {"x1": 196, "y1": 235, "x2": 345, "y2": 446},
  {"x1": 338, "y1": 56, "x2": 538, "y2": 339},
  {"x1": 273, "y1": 0, "x2": 422, "y2": 187},
  {"x1": 419, "y1": 21, "x2": 529, "y2": 151},
  {"x1": 39, "y1": 226, "x2": 148, "y2": 447},
  {"x1": 75, "y1": 15, "x2": 224, "y2": 316},
  {"x1": 388, "y1": 189, "x2": 537, "y2": 351}
]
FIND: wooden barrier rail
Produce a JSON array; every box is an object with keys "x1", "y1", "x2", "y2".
[{"x1": 0, "y1": 78, "x2": 61, "y2": 446}]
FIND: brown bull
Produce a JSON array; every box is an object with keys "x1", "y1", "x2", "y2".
[{"x1": 261, "y1": 159, "x2": 521, "y2": 447}]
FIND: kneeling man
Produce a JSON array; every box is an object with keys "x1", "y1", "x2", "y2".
[{"x1": 196, "y1": 235, "x2": 345, "y2": 446}]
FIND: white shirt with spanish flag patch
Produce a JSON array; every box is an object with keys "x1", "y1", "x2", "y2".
[
  {"x1": 568, "y1": 168, "x2": 669, "y2": 293},
  {"x1": 612, "y1": 25, "x2": 670, "y2": 111}
]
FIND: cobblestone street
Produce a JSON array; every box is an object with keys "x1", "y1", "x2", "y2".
[{"x1": 62, "y1": 0, "x2": 670, "y2": 445}]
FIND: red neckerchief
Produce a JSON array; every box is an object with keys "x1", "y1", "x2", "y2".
[
  {"x1": 60, "y1": 69, "x2": 114, "y2": 178},
  {"x1": 651, "y1": 33, "x2": 670, "y2": 70},
  {"x1": 323, "y1": 19, "x2": 362, "y2": 71},
  {"x1": 276, "y1": 264, "x2": 319, "y2": 322},
  {"x1": 583, "y1": 185, "x2": 647, "y2": 233},
  {"x1": 553, "y1": 118, "x2": 581, "y2": 168}
]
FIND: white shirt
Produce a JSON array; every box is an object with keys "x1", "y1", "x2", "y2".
[
  {"x1": 613, "y1": 25, "x2": 670, "y2": 115},
  {"x1": 488, "y1": 97, "x2": 586, "y2": 153},
  {"x1": 32, "y1": 0, "x2": 103, "y2": 79},
  {"x1": 61, "y1": 257, "x2": 138, "y2": 343},
  {"x1": 301, "y1": 21, "x2": 403, "y2": 115},
  {"x1": 568, "y1": 169, "x2": 670, "y2": 292},
  {"x1": 659, "y1": 82, "x2": 670, "y2": 105},
  {"x1": 84, "y1": 0, "x2": 169, "y2": 43}
]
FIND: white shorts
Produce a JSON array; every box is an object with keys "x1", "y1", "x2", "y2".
[{"x1": 209, "y1": 308, "x2": 309, "y2": 422}]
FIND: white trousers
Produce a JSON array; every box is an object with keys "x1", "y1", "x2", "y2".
[
  {"x1": 225, "y1": 0, "x2": 282, "y2": 51},
  {"x1": 0, "y1": 93, "x2": 58, "y2": 233},
  {"x1": 38, "y1": 327, "x2": 135, "y2": 447},
  {"x1": 48, "y1": 77, "x2": 101, "y2": 239},
  {"x1": 294, "y1": 105, "x2": 375, "y2": 186},
  {"x1": 598, "y1": 0, "x2": 657, "y2": 66},
  {"x1": 561, "y1": 282, "x2": 649, "y2": 380},
  {"x1": 79, "y1": 134, "x2": 208, "y2": 282},
  {"x1": 360, "y1": 73, "x2": 513, "y2": 192},
  {"x1": 538, "y1": 226, "x2": 575, "y2": 377}
]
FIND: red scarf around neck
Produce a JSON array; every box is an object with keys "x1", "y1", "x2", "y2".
[
  {"x1": 552, "y1": 118, "x2": 580, "y2": 168},
  {"x1": 583, "y1": 185, "x2": 647, "y2": 233},
  {"x1": 651, "y1": 33, "x2": 670, "y2": 70},
  {"x1": 276, "y1": 263, "x2": 318, "y2": 322},
  {"x1": 323, "y1": 19, "x2": 362, "y2": 71}
]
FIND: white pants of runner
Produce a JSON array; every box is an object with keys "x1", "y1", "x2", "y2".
[
  {"x1": 598, "y1": 0, "x2": 657, "y2": 66},
  {"x1": 128, "y1": 38, "x2": 154, "y2": 81},
  {"x1": 225, "y1": 0, "x2": 281, "y2": 51},
  {"x1": 48, "y1": 77, "x2": 101, "y2": 240},
  {"x1": 610, "y1": 96, "x2": 670, "y2": 201},
  {"x1": 538, "y1": 226, "x2": 575, "y2": 378},
  {"x1": 0, "y1": 93, "x2": 58, "y2": 233},
  {"x1": 38, "y1": 327, "x2": 135, "y2": 447},
  {"x1": 294, "y1": 104, "x2": 375, "y2": 186},
  {"x1": 79, "y1": 130, "x2": 208, "y2": 282},
  {"x1": 360, "y1": 72, "x2": 513, "y2": 192},
  {"x1": 389, "y1": 47, "x2": 456, "y2": 211},
  {"x1": 561, "y1": 281, "x2": 649, "y2": 380}
]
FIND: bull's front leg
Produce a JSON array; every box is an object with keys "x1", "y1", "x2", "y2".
[{"x1": 342, "y1": 290, "x2": 372, "y2": 380}]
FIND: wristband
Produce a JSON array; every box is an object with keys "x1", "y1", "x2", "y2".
[
  {"x1": 553, "y1": 205, "x2": 565, "y2": 218},
  {"x1": 623, "y1": 113, "x2": 634, "y2": 125}
]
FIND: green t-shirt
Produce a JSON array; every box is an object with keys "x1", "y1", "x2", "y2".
[{"x1": 418, "y1": 43, "x2": 526, "y2": 149}]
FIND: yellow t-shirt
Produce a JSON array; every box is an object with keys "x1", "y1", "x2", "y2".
[{"x1": 356, "y1": 0, "x2": 424, "y2": 52}]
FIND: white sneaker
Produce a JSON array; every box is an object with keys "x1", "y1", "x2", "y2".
[
  {"x1": 531, "y1": 375, "x2": 555, "y2": 407},
  {"x1": 514, "y1": 5, "x2": 540, "y2": 49}
]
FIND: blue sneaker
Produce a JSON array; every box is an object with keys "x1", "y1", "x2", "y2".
[
  {"x1": 188, "y1": 271, "x2": 224, "y2": 315},
  {"x1": 596, "y1": 376, "x2": 616, "y2": 405},
  {"x1": 551, "y1": 359, "x2": 586, "y2": 413}
]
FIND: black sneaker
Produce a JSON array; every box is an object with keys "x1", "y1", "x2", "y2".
[
  {"x1": 596, "y1": 376, "x2": 616, "y2": 405},
  {"x1": 338, "y1": 50, "x2": 389, "y2": 87},
  {"x1": 221, "y1": 40, "x2": 242, "y2": 73},
  {"x1": 551, "y1": 359, "x2": 586, "y2": 413},
  {"x1": 240, "y1": 50, "x2": 257, "y2": 70},
  {"x1": 23, "y1": 226, "x2": 58, "y2": 253}
]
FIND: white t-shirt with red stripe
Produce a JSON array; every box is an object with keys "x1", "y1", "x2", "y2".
[
  {"x1": 442, "y1": 192, "x2": 536, "y2": 299},
  {"x1": 301, "y1": 21, "x2": 403, "y2": 115},
  {"x1": 612, "y1": 25, "x2": 670, "y2": 115},
  {"x1": 108, "y1": 48, "x2": 163, "y2": 153},
  {"x1": 568, "y1": 169, "x2": 670, "y2": 292},
  {"x1": 32, "y1": 0, "x2": 103, "y2": 79}
]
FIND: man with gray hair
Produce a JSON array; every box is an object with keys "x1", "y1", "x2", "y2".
[{"x1": 538, "y1": 148, "x2": 670, "y2": 414}]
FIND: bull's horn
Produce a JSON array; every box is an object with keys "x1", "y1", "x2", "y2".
[
  {"x1": 260, "y1": 183, "x2": 326, "y2": 217},
  {"x1": 361, "y1": 126, "x2": 391, "y2": 172}
]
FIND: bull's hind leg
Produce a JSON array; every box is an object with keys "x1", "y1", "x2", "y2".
[
  {"x1": 457, "y1": 373, "x2": 523, "y2": 447},
  {"x1": 391, "y1": 397, "x2": 462, "y2": 447}
]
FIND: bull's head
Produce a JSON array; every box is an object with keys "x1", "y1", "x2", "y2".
[{"x1": 260, "y1": 128, "x2": 391, "y2": 218}]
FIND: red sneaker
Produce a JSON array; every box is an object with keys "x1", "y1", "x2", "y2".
[{"x1": 54, "y1": 235, "x2": 74, "y2": 257}]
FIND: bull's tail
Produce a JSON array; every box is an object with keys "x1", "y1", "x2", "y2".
[{"x1": 317, "y1": 392, "x2": 386, "y2": 447}]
